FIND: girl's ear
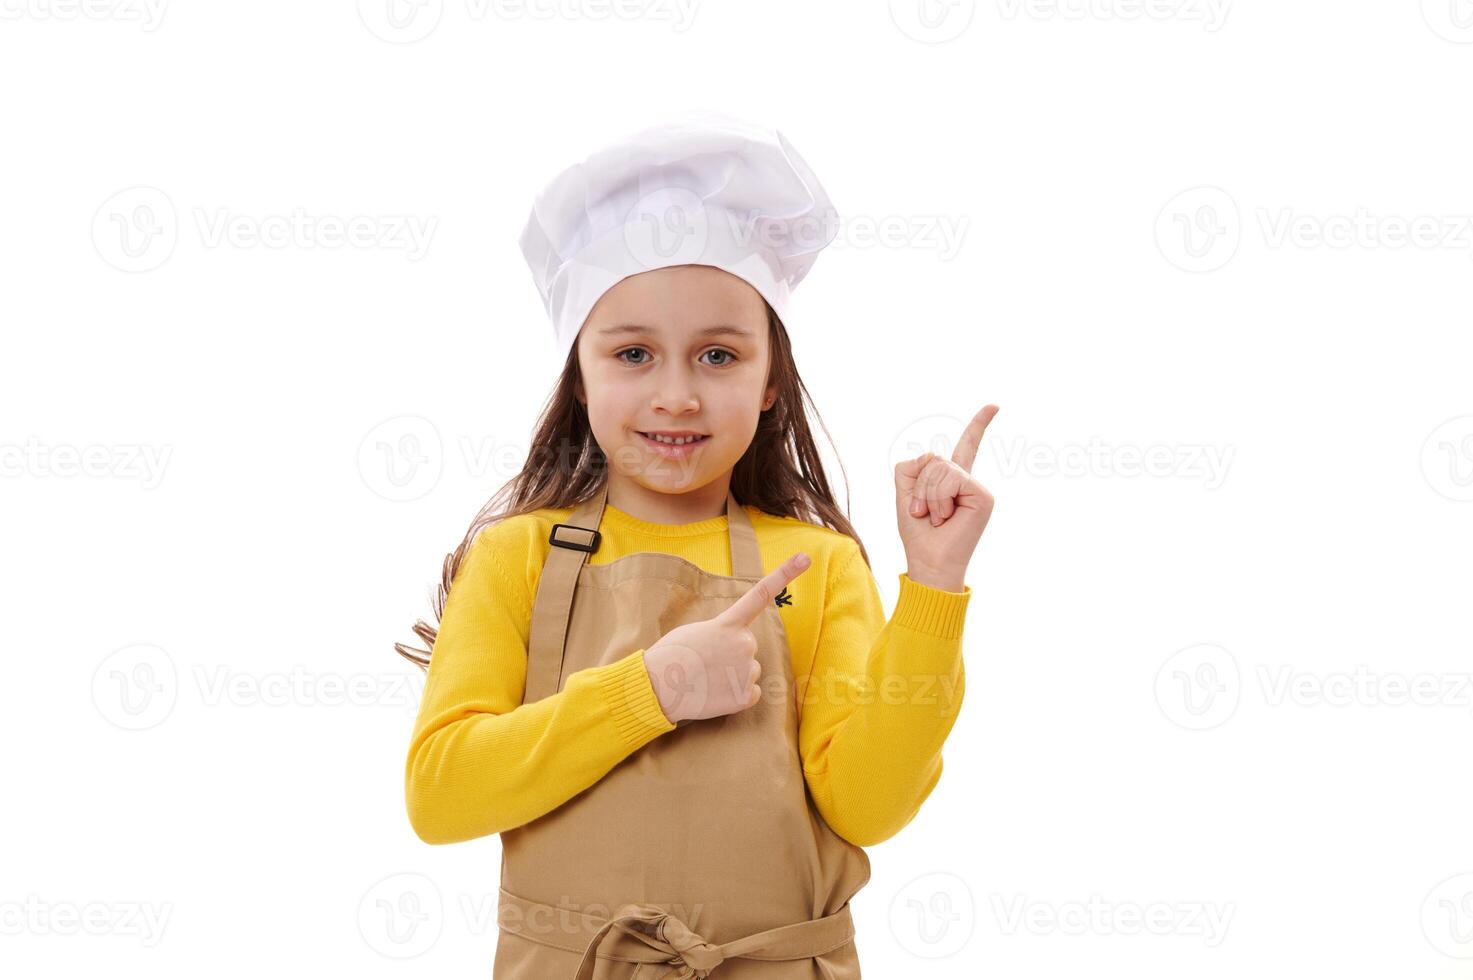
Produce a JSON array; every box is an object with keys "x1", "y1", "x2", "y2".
[{"x1": 762, "y1": 384, "x2": 777, "y2": 411}]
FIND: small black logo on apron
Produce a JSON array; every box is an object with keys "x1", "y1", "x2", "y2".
[{"x1": 774, "y1": 586, "x2": 792, "y2": 608}]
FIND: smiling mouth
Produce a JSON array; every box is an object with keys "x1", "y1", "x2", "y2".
[{"x1": 636, "y1": 431, "x2": 711, "y2": 446}]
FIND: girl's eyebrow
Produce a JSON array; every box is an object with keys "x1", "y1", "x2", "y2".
[{"x1": 599, "y1": 324, "x2": 754, "y2": 340}]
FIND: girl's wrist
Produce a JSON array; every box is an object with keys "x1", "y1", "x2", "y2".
[
  {"x1": 641, "y1": 648, "x2": 683, "y2": 724},
  {"x1": 905, "y1": 564, "x2": 965, "y2": 593}
]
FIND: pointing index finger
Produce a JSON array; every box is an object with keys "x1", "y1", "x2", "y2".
[
  {"x1": 952, "y1": 404, "x2": 999, "y2": 472},
  {"x1": 718, "y1": 552, "x2": 811, "y2": 627}
]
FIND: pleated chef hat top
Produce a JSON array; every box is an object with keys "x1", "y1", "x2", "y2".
[{"x1": 518, "y1": 110, "x2": 839, "y2": 366}]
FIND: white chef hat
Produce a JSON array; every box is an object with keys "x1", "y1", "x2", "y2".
[{"x1": 518, "y1": 110, "x2": 839, "y2": 366}]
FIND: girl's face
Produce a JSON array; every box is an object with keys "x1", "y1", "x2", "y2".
[{"x1": 576, "y1": 264, "x2": 777, "y2": 497}]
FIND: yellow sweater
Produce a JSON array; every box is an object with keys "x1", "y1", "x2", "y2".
[{"x1": 405, "y1": 500, "x2": 971, "y2": 848}]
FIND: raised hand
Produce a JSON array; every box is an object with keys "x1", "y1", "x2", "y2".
[
  {"x1": 894, "y1": 405, "x2": 999, "y2": 593},
  {"x1": 642, "y1": 551, "x2": 813, "y2": 724}
]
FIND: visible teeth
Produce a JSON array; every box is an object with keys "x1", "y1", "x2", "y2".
[{"x1": 646, "y1": 433, "x2": 703, "y2": 445}]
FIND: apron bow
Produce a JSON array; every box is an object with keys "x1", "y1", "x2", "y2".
[{"x1": 574, "y1": 903, "x2": 725, "y2": 979}]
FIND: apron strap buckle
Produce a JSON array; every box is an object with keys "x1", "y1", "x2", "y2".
[{"x1": 548, "y1": 523, "x2": 601, "y2": 554}]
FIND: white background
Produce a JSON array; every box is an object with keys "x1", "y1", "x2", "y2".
[{"x1": 3, "y1": 1, "x2": 1472, "y2": 977}]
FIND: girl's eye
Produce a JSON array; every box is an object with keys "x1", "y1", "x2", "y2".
[{"x1": 615, "y1": 347, "x2": 738, "y2": 367}]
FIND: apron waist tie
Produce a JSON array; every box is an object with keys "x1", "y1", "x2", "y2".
[{"x1": 498, "y1": 887, "x2": 855, "y2": 979}]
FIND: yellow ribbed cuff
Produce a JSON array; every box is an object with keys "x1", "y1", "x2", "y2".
[
  {"x1": 893, "y1": 573, "x2": 971, "y2": 639},
  {"x1": 594, "y1": 648, "x2": 677, "y2": 747}
]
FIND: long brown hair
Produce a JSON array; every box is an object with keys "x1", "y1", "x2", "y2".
[{"x1": 394, "y1": 301, "x2": 869, "y2": 670}]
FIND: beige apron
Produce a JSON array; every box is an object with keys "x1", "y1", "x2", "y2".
[{"x1": 493, "y1": 482, "x2": 872, "y2": 979}]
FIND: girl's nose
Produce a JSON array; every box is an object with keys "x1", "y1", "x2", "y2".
[
  {"x1": 651, "y1": 395, "x2": 700, "y2": 416},
  {"x1": 650, "y1": 382, "x2": 700, "y2": 414}
]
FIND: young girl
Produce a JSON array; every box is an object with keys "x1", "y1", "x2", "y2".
[{"x1": 398, "y1": 112, "x2": 998, "y2": 979}]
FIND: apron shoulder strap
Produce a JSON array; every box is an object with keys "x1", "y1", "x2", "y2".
[
  {"x1": 523, "y1": 483, "x2": 607, "y2": 704},
  {"x1": 724, "y1": 491, "x2": 763, "y2": 580}
]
